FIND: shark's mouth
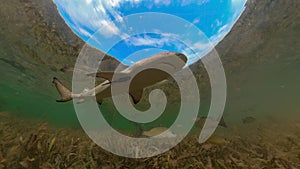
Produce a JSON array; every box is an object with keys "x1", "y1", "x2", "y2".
[{"x1": 161, "y1": 61, "x2": 178, "y2": 71}]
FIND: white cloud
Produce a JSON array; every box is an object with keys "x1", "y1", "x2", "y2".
[
  {"x1": 192, "y1": 41, "x2": 212, "y2": 51},
  {"x1": 153, "y1": 30, "x2": 180, "y2": 38},
  {"x1": 120, "y1": 33, "x2": 130, "y2": 40},
  {"x1": 127, "y1": 34, "x2": 174, "y2": 47},
  {"x1": 181, "y1": 0, "x2": 209, "y2": 6},
  {"x1": 182, "y1": 40, "x2": 214, "y2": 65},
  {"x1": 209, "y1": 0, "x2": 246, "y2": 46},
  {"x1": 77, "y1": 27, "x2": 93, "y2": 37},
  {"x1": 154, "y1": 0, "x2": 171, "y2": 6},
  {"x1": 216, "y1": 19, "x2": 222, "y2": 27},
  {"x1": 104, "y1": 0, "x2": 121, "y2": 8},
  {"x1": 54, "y1": 0, "x2": 143, "y2": 40},
  {"x1": 122, "y1": 30, "x2": 180, "y2": 47},
  {"x1": 193, "y1": 18, "x2": 200, "y2": 24},
  {"x1": 231, "y1": 0, "x2": 244, "y2": 7},
  {"x1": 95, "y1": 3, "x2": 106, "y2": 13},
  {"x1": 209, "y1": 23, "x2": 230, "y2": 46},
  {"x1": 86, "y1": 0, "x2": 92, "y2": 4},
  {"x1": 97, "y1": 20, "x2": 120, "y2": 38}
]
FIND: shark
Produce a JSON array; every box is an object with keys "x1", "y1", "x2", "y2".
[
  {"x1": 53, "y1": 51, "x2": 228, "y2": 129},
  {"x1": 53, "y1": 51, "x2": 187, "y2": 105}
]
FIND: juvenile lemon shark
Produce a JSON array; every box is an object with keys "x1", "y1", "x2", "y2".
[
  {"x1": 53, "y1": 51, "x2": 228, "y2": 128},
  {"x1": 53, "y1": 52, "x2": 187, "y2": 105}
]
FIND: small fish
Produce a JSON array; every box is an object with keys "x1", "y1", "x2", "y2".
[
  {"x1": 206, "y1": 135, "x2": 227, "y2": 145},
  {"x1": 142, "y1": 127, "x2": 176, "y2": 138},
  {"x1": 48, "y1": 137, "x2": 56, "y2": 152},
  {"x1": 242, "y1": 116, "x2": 256, "y2": 124}
]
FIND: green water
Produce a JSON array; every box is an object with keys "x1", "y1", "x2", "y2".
[
  {"x1": 0, "y1": 82, "x2": 207, "y2": 132},
  {"x1": 0, "y1": 0, "x2": 299, "y2": 133},
  {"x1": 0, "y1": 64, "x2": 212, "y2": 133},
  {"x1": 0, "y1": 82, "x2": 79, "y2": 127},
  {"x1": 1, "y1": 52, "x2": 299, "y2": 133}
]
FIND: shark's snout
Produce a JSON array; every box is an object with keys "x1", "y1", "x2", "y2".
[{"x1": 175, "y1": 52, "x2": 188, "y2": 63}]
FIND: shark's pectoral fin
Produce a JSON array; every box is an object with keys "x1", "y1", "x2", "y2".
[
  {"x1": 129, "y1": 90, "x2": 143, "y2": 105},
  {"x1": 52, "y1": 77, "x2": 72, "y2": 102}
]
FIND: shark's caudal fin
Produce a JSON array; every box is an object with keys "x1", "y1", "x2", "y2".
[{"x1": 52, "y1": 77, "x2": 72, "y2": 102}]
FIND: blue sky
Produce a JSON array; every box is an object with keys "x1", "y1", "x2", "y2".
[{"x1": 53, "y1": 0, "x2": 246, "y2": 65}]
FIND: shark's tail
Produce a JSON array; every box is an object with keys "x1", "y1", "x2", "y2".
[{"x1": 52, "y1": 77, "x2": 73, "y2": 102}]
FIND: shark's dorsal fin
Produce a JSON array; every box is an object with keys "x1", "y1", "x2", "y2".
[
  {"x1": 87, "y1": 71, "x2": 129, "y2": 82},
  {"x1": 100, "y1": 54, "x2": 128, "y2": 71},
  {"x1": 130, "y1": 89, "x2": 143, "y2": 105}
]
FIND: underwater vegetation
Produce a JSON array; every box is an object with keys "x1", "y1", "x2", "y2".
[{"x1": 0, "y1": 112, "x2": 299, "y2": 169}]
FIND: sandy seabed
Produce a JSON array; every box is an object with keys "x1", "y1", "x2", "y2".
[{"x1": 0, "y1": 112, "x2": 299, "y2": 169}]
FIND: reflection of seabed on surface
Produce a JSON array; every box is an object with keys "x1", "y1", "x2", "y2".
[{"x1": 90, "y1": 130, "x2": 182, "y2": 158}]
